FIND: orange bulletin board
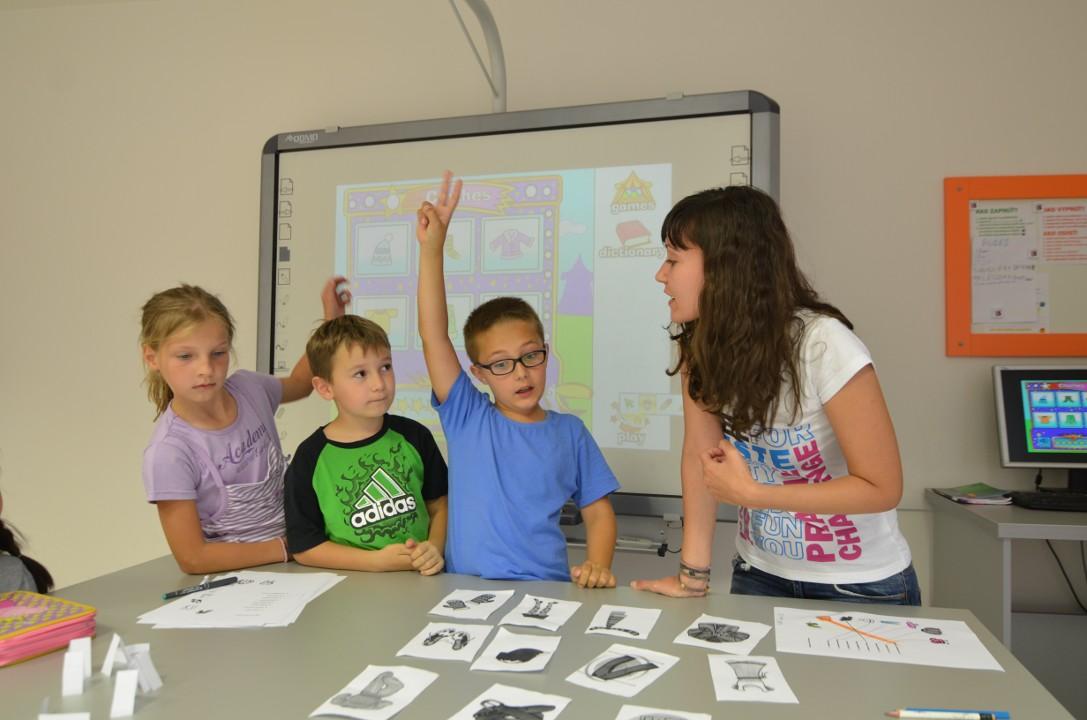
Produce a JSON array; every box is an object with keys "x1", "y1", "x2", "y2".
[{"x1": 945, "y1": 175, "x2": 1087, "y2": 356}]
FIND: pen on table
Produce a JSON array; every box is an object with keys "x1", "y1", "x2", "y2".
[
  {"x1": 886, "y1": 710, "x2": 1010, "y2": 720},
  {"x1": 162, "y1": 576, "x2": 239, "y2": 600}
]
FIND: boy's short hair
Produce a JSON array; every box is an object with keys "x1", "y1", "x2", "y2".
[
  {"x1": 306, "y1": 315, "x2": 391, "y2": 381},
  {"x1": 463, "y1": 296, "x2": 545, "y2": 363}
]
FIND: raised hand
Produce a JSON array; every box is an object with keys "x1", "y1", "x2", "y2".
[
  {"x1": 415, "y1": 170, "x2": 463, "y2": 249},
  {"x1": 320, "y1": 275, "x2": 352, "y2": 320}
]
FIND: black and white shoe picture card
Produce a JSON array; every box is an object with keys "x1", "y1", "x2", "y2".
[
  {"x1": 396, "y1": 622, "x2": 492, "y2": 662},
  {"x1": 470, "y1": 627, "x2": 561, "y2": 673}
]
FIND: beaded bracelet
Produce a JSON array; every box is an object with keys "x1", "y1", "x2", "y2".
[
  {"x1": 678, "y1": 561, "x2": 710, "y2": 591},
  {"x1": 679, "y1": 561, "x2": 711, "y2": 580}
]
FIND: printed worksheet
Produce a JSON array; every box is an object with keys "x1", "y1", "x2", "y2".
[{"x1": 774, "y1": 607, "x2": 1003, "y2": 671}]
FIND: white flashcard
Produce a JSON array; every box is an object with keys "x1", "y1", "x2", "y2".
[
  {"x1": 101, "y1": 633, "x2": 129, "y2": 676},
  {"x1": 585, "y1": 604, "x2": 661, "y2": 640},
  {"x1": 428, "y1": 589, "x2": 516, "y2": 621},
  {"x1": 110, "y1": 669, "x2": 139, "y2": 718},
  {"x1": 128, "y1": 645, "x2": 163, "y2": 692},
  {"x1": 447, "y1": 682, "x2": 571, "y2": 720},
  {"x1": 565, "y1": 643, "x2": 679, "y2": 698},
  {"x1": 614, "y1": 705, "x2": 711, "y2": 720},
  {"x1": 498, "y1": 594, "x2": 581, "y2": 632},
  {"x1": 61, "y1": 651, "x2": 84, "y2": 696},
  {"x1": 708, "y1": 654, "x2": 798, "y2": 704},
  {"x1": 309, "y1": 665, "x2": 437, "y2": 720},
  {"x1": 68, "y1": 637, "x2": 92, "y2": 678},
  {"x1": 674, "y1": 613, "x2": 771, "y2": 656},
  {"x1": 396, "y1": 622, "x2": 492, "y2": 662},
  {"x1": 470, "y1": 627, "x2": 561, "y2": 673}
]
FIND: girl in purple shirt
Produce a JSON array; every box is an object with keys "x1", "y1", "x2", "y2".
[{"x1": 140, "y1": 278, "x2": 348, "y2": 574}]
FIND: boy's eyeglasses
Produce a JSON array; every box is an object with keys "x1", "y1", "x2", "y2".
[{"x1": 475, "y1": 346, "x2": 548, "y2": 376}]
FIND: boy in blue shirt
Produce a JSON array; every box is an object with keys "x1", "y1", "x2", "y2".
[{"x1": 416, "y1": 171, "x2": 619, "y2": 586}]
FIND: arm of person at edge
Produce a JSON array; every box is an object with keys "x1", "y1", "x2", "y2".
[
  {"x1": 630, "y1": 370, "x2": 720, "y2": 597},
  {"x1": 280, "y1": 276, "x2": 352, "y2": 402},
  {"x1": 571, "y1": 496, "x2": 617, "y2": 588},
  {"x1": 701, "y1": 364, "x2": 903, "y2": 514},
  {"x1": 416, "y1": 170, "x2": 464, "y2": 404},
  {"x1": 157, "y1": 501, "x2": 288, "y2": 575}
]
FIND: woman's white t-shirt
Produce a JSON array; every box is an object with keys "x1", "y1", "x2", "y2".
[{"x1": 729, "y1": 314, "x2": 912, "y2": 583}]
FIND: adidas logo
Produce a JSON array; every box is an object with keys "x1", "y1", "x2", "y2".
[{"x1": 350, "y1": 467, "x2": 417, "y2": 528}]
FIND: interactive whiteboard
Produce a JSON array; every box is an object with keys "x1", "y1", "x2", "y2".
[{"x1": 258, "y1": 91, "x2": 780, "y2": 515}]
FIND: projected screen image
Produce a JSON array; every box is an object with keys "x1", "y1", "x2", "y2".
[
  {"x1": 268, "y1": 110, "x2": 759, "y2": 497},
  {"x1": 1021, "y1": 380, "x2": 1087, "y2": 453},
  {"x1": 336, "y1": 166, "x2": 678, "y2": 452}
]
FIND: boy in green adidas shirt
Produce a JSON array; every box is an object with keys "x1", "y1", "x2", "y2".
[{"x1": 284, "y1": 315, "x2": 448, "y2": 574}]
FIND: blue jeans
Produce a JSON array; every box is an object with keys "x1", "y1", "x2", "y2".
[{"x1": 730, "y1": 555, "x2": 922, "y2": 606}]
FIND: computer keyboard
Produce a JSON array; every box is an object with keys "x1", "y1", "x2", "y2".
[{"x1": 1009, "y1": 490, "x2": 1087, "y2": 512}]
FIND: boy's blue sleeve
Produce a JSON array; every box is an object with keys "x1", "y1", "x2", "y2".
[
  {"x1": 572, "y1": 420, "x2": 621, "y2": 508},
  {"x1": 431, "y1": 370, "x2": 487, "y2": 437}
]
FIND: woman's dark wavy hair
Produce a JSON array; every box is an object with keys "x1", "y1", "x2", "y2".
[
  {"x1": 0, "y1": 517, "x2": 54, "y2": 593},
  {"x1": 663, "y1": 185, "x2": 851, "y2": 439}
]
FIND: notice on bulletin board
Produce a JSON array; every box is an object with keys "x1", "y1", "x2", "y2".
[
  {"x1": 946, "y1": 176, "x2": 1087, "y2": 356},
  {"x1": 969, "y1": 199, "x2": 1087, "y2": 334}
]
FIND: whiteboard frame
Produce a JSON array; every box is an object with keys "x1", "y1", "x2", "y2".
[{"x1": 257, "y1": 91, "x2": 780, "y2": 518}]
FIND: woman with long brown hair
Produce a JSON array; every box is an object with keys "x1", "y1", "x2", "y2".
[{"x1": 632, "y1": 186, "x2": 919, "y2": 604}]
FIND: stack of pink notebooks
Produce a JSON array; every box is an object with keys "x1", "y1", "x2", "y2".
[{"x1": 0, "y1": 591, "x2": 96, "y2": 667}]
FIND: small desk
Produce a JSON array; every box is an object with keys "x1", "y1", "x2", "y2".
[
  {"x1": 4, "y1": 555, "x2": 1073, "y2": 719},
  {"x1": 926, "y1": 489, "x2": 1087, "y2": 648}
]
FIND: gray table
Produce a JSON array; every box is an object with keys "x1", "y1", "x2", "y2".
[
  {"x1": 3, "y1": 555, "x2": 1073, "y2": 719},
  {"x1": 926, "y1": 489, "x2": 1087, "y2": 648}
]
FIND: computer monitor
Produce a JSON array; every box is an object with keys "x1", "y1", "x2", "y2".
[{"x1": 994, "y1": 365, "x2": 1087, "y2": 493}]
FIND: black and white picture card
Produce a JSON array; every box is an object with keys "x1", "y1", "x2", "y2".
[
  {"x1": 565, "y1": 643, "x2": 678, "y2": 698},
  {"x1": 310, "y1": 665, "x2": 437, "y2": 720},
  {"x1": 708, "y1": 654, "x2": 798, "y2": 704},
  {"x1": 584, "y1": 604, "x2": 661, "y2": 640},
  {"x1": 447, "y1": 683, "x2": 571, "y2": 720},
  {"x1": 613, "y1": 704, "x2": 711, "y2": 720},
  {"x1": 396, "y1": 622, "x2": 492, "y2": 662},
  {"x1": 498, "y1": 594, "x2": 581, "y2": 632},
  {"x1": 470, "y1": 627, "x2": 561, "y2": 673},
  {"x1": 428, "y1": 589, "x2": 515, "y2": 621},
  {"x1": 673, "y1": 613, "x2": 771, "y2": 656}
]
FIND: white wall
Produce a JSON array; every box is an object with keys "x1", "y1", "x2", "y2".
[{"x1": 1, "y1": 1, "x2": 1084, "y2": 604}]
